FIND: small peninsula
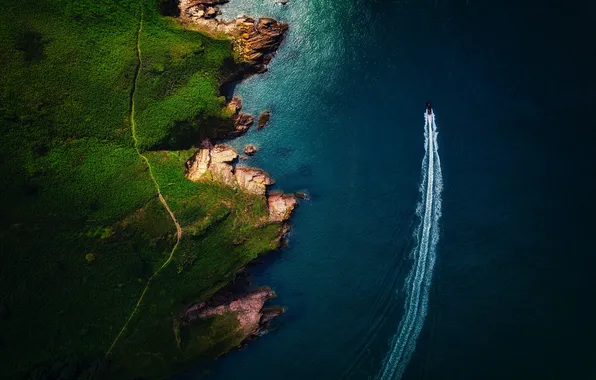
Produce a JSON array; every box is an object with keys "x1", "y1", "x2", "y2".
[{"x1": 0, "y1": 0, "x2": 294, "y2": 378}]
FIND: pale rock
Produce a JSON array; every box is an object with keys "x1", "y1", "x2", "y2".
[
  {"x1": 183, "y1": 288, "x2": 279, "y2": 336},
  {"x1": 243, "y1": 144, "x2": 257, "y2": 156},
  {"x1": 227, "y1": 97, "x2": 242, "y2": 114},
  {"x1": 234, "y1": 167, "x2": 273, "y2": 195},
  {"x1": 268, "y1": 193, "x2": 297, "y2": 222},
  {"x1": 211, "y1": 144, "x2": 238, "y2": 163},
  {"x1": 185, "y1": 148, "x2": 211, "y2": 181},
  {"x1": 185, "y1": 144, "x2": 238, "y2": 186}
]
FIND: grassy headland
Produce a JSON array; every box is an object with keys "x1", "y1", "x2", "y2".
[{"x1": 0, "y1": 0, "x2": 283, "y2": 378}]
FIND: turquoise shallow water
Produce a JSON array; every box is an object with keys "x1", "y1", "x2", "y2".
[{"x1": 177, "y1": 0, "x2": 596, "y2": 379}]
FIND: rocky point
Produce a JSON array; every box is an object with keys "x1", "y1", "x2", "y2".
[
  {"x1": 179, "y1": 0, "x2": 288, "y2": 74},
  {"x1": 183, "y1": 287, "x2": 284, "y2": 341},
  {"x1": 175, "y1": 0, "x2": 293, "y2": 359},
  {"x1": 185, "y1": 144, "x2": 296, "y2": 221}
]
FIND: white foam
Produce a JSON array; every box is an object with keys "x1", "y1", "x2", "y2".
[{"x1": 376, "y1": 112, "x2": 443, "y2": 380}]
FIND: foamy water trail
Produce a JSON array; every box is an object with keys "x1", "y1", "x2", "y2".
[{"x1": 376, "y1": 112, "x2": 443, "y2": 380}]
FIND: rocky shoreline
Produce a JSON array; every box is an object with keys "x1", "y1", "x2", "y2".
[
  {"x1": 179, "y1": 0, "x2": 288, "y2": 76},
  {"x1": 184, "y1": 142, "x2": 297, "y2": 223},
  {"x1": 176, "y1": 0, "x2": 294, "y2": 352}
]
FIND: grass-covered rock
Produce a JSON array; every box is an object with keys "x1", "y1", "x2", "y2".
[{"x1": 0, "y1": 0, "x2": 283, "y2": 378}]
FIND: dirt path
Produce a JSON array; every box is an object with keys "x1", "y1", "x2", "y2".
[{"x1": 105, "y1": 9, "x2": 183, "y2": 357}]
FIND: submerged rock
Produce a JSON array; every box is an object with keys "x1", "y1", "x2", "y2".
[
  {"x1": 257, "y1": 110, "x2": 271, "y2": 130},
  {"x1": 295, "y1": 191, "x2": 309, "y2": 200}
]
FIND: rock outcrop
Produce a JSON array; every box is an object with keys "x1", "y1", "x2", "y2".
[
  {"x1": 185, "y1": 144, "x2": 238, "y2": 186},
  {"x1": 226, "y1": 96, "x2": 242, "y2": 114},
  {"x1": 243, "y1": 144, "x2": 257, "y2": 156},
  {"x1": 257, "y1": 110, "x2": 271, "y2": 130},
  {"x1": 268, "y1": 193, "x2": 297, "y2": 222},
  {"x1": 233, "y1": 113, "x2": 254, "y2": 134},
  {"x1": 236, "y1": 17, "x2": 288, "y2": 73},
  {"x1": 185, "y1": 144, "x2": 296, "y2": 222},
  {"x1": 177, "y1": 0, "x2": 295, "y2": 360},
  {"x1": 182, "y1": 287, "x2": 283, "y2": 337},
  {"x1": 223, "y1": 97, "x2": 254, "y2": 137},
  {"x1": 234, "y1": 167, "x2": 273, "y2": 196},
  {"x1": 179, "y1": 0, "x2": 288, "y2": 74}
]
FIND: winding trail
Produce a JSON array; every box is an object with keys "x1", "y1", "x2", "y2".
[{"x1": 105, "y1": 9, "x2": 183, "y2": 357}]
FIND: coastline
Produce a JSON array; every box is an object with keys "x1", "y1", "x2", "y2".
[
  {"x1": 166, "y1": 0, "x2": 297, "y2": 370},
  {"x1": 0, "y1": 0, "x2": 297, "y2": 378}
]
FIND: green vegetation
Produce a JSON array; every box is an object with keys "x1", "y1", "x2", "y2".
[{"x1": 0, "y1": 0, "x2": 282, "y2": 379}]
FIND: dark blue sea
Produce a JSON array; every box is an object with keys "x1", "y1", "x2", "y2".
[{"x1": 178, "y1": 0, "x2": 596, "y2": 378}]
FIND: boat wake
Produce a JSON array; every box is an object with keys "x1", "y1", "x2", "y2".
[{"x1": 376, "y1": 111, "x2": 443, "y2": 380}]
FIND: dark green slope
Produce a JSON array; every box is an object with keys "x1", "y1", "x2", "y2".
[{"x1": 0, "y1": 1, "x2": 282, "y2": 378}]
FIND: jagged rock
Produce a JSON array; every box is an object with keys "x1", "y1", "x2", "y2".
[
  {"x1": 270, "y1": 223, "x2": 291, "y2": 248},
  {"x1": 204, "y1": 6, "x2": 218, "y2": 18},
  {"x1": 185, "y1": 148, "x2": 211, "y2": 181},
  {"x1": 260, "y1": 307, "x2": 284, "y2": 325},
  {"x1": 187, "y1": 5, "x2": 205, "y2": 18},
  {"x1": 222, "y1": 97, "x2": 252, "y2": 137},
  {"x1": 227, "y1": 97, "x2": 242, "y2": 114},
  {"x1": 243, "y1": 144, "x2": 258, "y2": 156},
  {"x1": 210, "y1": 164, "x2": 236, "y2": 187},
  {"x1": 186, "y1": 146, "x2": 278, "y2": 195},
  {"x1": 268, "y1": 193, "x2": 297, "y2": 222},
  {"x1": 186, "y1": 149, "x2": 278, "y2": 195},
  {"x1": 234, "y1": 113, "x2": 254, "y2": 135},
  {"x1": 185, "y1": 144, "x2": 238, "y2": 186},
  {"x1": 235, "y1": 167, "x2": 273, "y2": 195},
  {"x1": 182, "y1": 287, "x2": 279, "y2": 336},
  {"x1": 257, "y1": 110, "x2": 271, "y2": 130},
  {"x1": 211, "y1": 144, "x2": 238, "y2": 163},
  {"x1": 254, "y1": 307, "x2": 284, "y2": 336},
  {"x1": 236, "y1": 17, "x2": 288, "y2": 72},
  {"x1": 178, "y1": 1, "x2": 288, "y2": 74}
]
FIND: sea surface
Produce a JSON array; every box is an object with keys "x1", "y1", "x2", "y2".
[{"x1": 178, "y1": 0, "x2": 596, "y2": 379}]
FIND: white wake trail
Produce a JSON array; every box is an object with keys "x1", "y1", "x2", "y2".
[{"x1": 376, "y1": 112, "x2": 443, "y2": 380}]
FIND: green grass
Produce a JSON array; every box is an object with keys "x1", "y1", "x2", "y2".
[
  {"x1": 0, "y1": 0, "x2": 283, "y2": 378},
  {"x1": 135, "y1": 16, "x2": 231, "y2": 150}
]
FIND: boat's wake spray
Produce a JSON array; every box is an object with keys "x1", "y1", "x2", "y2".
[{"x1": 376, "y1": 110, "x2": 443, "y2": 380}]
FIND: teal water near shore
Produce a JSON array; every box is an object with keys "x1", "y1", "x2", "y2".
[{"x1": 178, "y1": 0, "x2": 596, "y2": 379}]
